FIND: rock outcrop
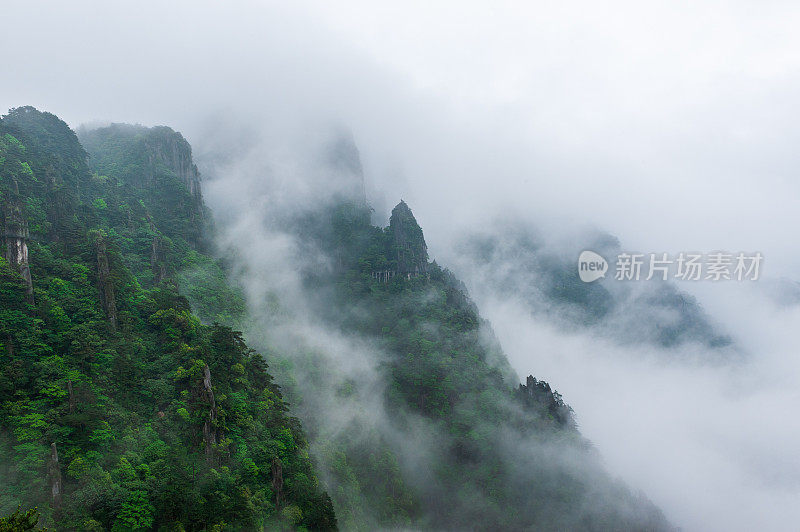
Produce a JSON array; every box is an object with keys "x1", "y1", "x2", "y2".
[
  {"x1": 389, "y1": 200, "x2": 428, "y2": 277},
  {"x1": 94, "y1": 233, "x2": 118, "y2": 330},
  {"x1": 48, "y1": 442, "x2": 62, "y2": 509},
  {"x1": 77, "y1": 124, "x2": 207, "y2": 234},
  {"x1": 201, "y1": 364, "x2": 218, "y2": 463},
  {"x1": 517, "y1": 375, "x2": 574, "y2": 427},
  {"x1": 143, "y1": 127, "x2": 205, "y2": 222},
  {"x1": 2, "y1": 197, "x2": 33, "y2": 302}
]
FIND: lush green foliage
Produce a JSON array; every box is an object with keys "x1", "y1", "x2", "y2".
[
  {"x1": 0, "y1": 105, "x2": 670, "y2": 531},
  {"x1": 0, "y1": 108, "x2": 334, "y2": 530},
  {"x1": 0, "y1": 506, "x2": 44, "y2": 531}
]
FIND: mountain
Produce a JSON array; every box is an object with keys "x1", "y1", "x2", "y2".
[
  {"x1": 453, "y1": 220, "x2": 732, "y2": 350},
  {"x1": 200, "y1": 133, "x2": 674, "y2": 530},
  {"x1": 1, "y1": 106, "x2": 671, "y2": 531},
  {"x1": 0, "y1": 107, "x2": 335, "y2": 530}
]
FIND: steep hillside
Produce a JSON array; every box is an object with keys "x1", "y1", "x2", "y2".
[
  {"x1": 200, "y1": 132, "x2": 674, "y2": 530},
  {"x1": 287, "y1": 198, "x2": 669, "y2": 530},
  {"x1": 0, "y1": 107, "x2": 335, "y2": 530},
  {"x1": 1, "y1": 106, "x2": 673, "y2": 531}
]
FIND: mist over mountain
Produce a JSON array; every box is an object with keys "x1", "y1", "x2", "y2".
[
  {"x1": 198, "y1": 125, "x2": 671, "y2": 530},
  {"x1": 0, "y1": 106, "x2": 675, "y2": 530},
  {"x1": 452, "y1": 220, "x2": 733, "y2": 352},
  {"x1": 3, "y1": 2, "x2": 800, "y2": 530}
]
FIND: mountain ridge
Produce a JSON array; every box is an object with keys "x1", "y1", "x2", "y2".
[
  {"x1": 195, "y1": 126, "x2": 674, "y2": 530},
  {"x1": 1, "y1": 105, "x2": 672, "y2": 531}
]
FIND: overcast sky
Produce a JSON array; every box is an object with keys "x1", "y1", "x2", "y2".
[
  {"x1": 4, "y1": 1, "x2": 800, "y2": 275},
  {"x1": 3, "y1": 2, "x2": 800, "y2": 530}
]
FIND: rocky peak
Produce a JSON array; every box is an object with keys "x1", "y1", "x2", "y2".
[
  {"x1": 79, "y1": 124, "x2": 204, "y2": 217},
  {"x1": 517, "y1": 375, "x2": 574, "y2": 427},
  {"x1": 389, "y1": 200, "x2": 428, "y2": 275},
  {"x1": 143, "y1": 127, "x2": 203, "y2": 207}
]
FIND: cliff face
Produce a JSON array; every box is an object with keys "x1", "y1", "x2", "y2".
[
  {"x1": 389, "y1": 200, "x2": 428, "y2": 275},
  {"x1": 142, "y1": 126, "x2": 204, "y2": 219},
  {"x1": 2, "y1": 198, "x2": 32, "y2": 301},
  {"x1": 78, "y1": 124, "x2": 208, "y2": 246},
  {"x1": 0, "y1": 106, "x2": 670, "y2": 531}
]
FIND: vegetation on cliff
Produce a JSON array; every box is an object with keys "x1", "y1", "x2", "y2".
[
  {"x1": 0, "y1": 107, "x2": 335, "y2": 530},
  {"x1": 1, "y1": 106, "x2": 670, "y2": 531}
]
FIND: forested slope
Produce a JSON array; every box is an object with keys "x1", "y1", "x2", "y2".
[
  {"x1": 0, "y1": 106, "x2": 672, "y2": 531},
  {"x1": 0, "y1": 107, "x2": 335, "y2": 530}
]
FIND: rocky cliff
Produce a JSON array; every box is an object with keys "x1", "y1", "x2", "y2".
[
  {"x1": 78, "y1": 124, "x2": 208, "y2": 246},
  {"x1": 389, "y1": 200, "x2": 429, "y2": 276}
]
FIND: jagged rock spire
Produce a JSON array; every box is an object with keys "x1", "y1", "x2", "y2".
[
  {"x1": 389, "y1": 200, "x2": 428, "y2": 275},
  {"x1": 201, "y1": 364, "x2": 218, "y2": 463}
]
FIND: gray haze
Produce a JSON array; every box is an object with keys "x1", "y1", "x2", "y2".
[
  {"x1": 197, "y1": 133, "x2": 667, "y2": 528},
  {"x1": 4, "y1": 1, "x2": 800, "y2": 530}
]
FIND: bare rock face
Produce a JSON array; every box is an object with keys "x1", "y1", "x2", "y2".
[
  {"x1": 143, "y1": 127, "x2": 205, "y2": 222},
  {"x1": 77, "y1": 124, "x2": 207, "y2": 230},
  {"x1": 94, "y1": 233, "x2": 118, "y2": 330},
  {"x1": 201, "y1": 364, "x2": 218, "y2": 463},
  {"x1": 49, "y1": 442, "x2": 62, "y2": 509},
  {"x1": 271, "y1": 457, "x2": 284, "y2": 510},
  {"x1": 2, "y1": 198, "x2": 33, "y2": 302},
  {"x1": 389, "y1": 200, "x2": 429, "y2": 276}
]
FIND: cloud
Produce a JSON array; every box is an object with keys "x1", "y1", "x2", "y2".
[{"x1": 453, "y1": 260, "x2": 800, "y2": 531}]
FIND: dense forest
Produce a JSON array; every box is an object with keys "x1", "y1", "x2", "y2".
[
  {"x1": 1, "y1": 106, "x2": 670, "y2": 530},
  {"x1": 0, "y1": 108, "x2": 335, "y2": 530}
]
